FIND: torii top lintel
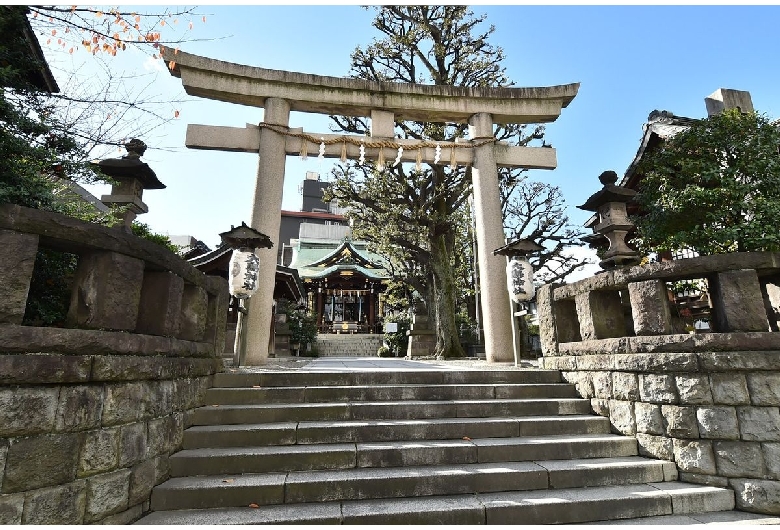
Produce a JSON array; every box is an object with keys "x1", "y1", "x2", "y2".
[{"x1": 164, "y1": 50, "x2": 579, "y2": 125}]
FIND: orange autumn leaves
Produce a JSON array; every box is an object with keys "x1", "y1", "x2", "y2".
[
  {"x1": 33, "y1": 6, "x2": 204, "y2": 61},
  {"x1": 32, "y1": 6, "x2": 202, "y2": 118}
]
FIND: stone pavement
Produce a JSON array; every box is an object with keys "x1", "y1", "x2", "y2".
[
  {"x1": 231, "y1": 356, "x2": 539, "y2": 372},
  {"x1": 300, "y1": 357, "x2": 540, "y2": 372}
]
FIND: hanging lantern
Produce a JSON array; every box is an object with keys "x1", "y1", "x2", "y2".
[
  {"x1": 506, "y1": 256, "x2": 534, "y2": 303},
  {"x1": 219, "y1": 222, "x2": 273, "y2": 300},
  {"x1": 229, "y1": 248, "x2": 260, "y2": 299},
  {"x1": 493, "y1": 238, "x2": 544, "y2": 303}
]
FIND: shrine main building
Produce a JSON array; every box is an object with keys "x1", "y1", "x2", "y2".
[{"x1": 279, "y1": 172, "x2": 390, "y2": 334}]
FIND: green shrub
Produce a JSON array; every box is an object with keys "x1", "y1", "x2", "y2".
[
  {"x1": 377, "y1": 345, "x2": 392, "y2": 357},
  {"x1": 23, "y1": 249, "x2": 77, "y2": 326},
  {"x1": 383, "y1": 313, "x2": 411, "y2": 356},
  {"x1": 131, "y1": 221, "x2": 181, "y2": 254},
  {"x1": 277, "y1": 299, "x2": 318, "y2": 352}
]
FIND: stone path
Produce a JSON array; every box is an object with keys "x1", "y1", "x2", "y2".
[{"x1": 230, "y1": 356, "x2": 538, "y2": 372}]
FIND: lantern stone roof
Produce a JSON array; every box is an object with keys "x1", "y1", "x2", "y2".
[
  {"x1": 219, "y1": 221, "x2": 273, "y2": 250},
  {"x1": 289, "y1": 237, "x2": 390, "y2": 281},
  {"x1": 578, "y1": 170, "x2": 637, "y2": 212},
  {"x1": 493, "y1": 238, "x2": 544, "y2": 257},
  {"x1": 93, "y1": 139, "x2": 166, "y2": 190}
]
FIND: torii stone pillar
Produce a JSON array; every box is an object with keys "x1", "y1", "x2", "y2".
[
  {"x1": 162, "y1": 49, "x2": 578, "y2": 365},
  {"x1": 244, "y1": 98, "x2": 290, "y2": 366},
  {"x1": 469, "y1": 113, "x2": 514, "y2": 361}
]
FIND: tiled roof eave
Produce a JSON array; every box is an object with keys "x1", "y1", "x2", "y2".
[
  {"x1": 187, "y1": 245, "x2": 231, "y2": 267},
  {"x1": 298, "y1": 264, "x2": 389, "y2": 280}
]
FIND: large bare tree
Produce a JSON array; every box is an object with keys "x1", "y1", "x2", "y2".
[
  {"x1": 502, "y1": 176, "x2": 591, "y2": 285},
  {"x1": 326, "y1": 6, "x2": 545, "y2": 358}
]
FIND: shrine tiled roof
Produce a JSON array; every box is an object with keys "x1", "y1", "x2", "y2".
[{"x1": 289, "y1": 237, "x2": 390, "y2": 281}]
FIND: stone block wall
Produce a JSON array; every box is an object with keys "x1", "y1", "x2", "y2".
[
  {"x1": 537, "y1": 253, "x2": 780, "y2": 516},
  {"x1": 0, "y1": 355, "x2": 218, "y2": 524},
  {"x1": 545, "y1": 350, "x2": 780, "y2": 515},
  {"x1": 0, "y1": 204, "x2": 230, "y2": 524}
]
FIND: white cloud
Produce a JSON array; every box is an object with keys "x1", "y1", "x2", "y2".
[{"x1": 143, "y1": 55, "x2": 166, "y2": 73}]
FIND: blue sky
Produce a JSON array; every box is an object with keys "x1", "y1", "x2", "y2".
[{"x1": 56, "y1": 5, "x2": 780, "y2": 256}]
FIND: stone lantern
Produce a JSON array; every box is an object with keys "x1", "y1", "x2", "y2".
[
  {"x1": 94, "y1": 139, "x2": 165, "y2": 228},
  {"x1": 493, "y1": 238, "x2": 544, "y2": 303},
  {"x1": 578, "y1": 170, "x2": 640, "y2": 269},
  {"x1": 218, "y1": 222, "x2": 274, "y2": 300}
]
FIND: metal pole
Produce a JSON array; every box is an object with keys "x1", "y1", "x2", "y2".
[{"x1": 506, "y1": 254, "x2": 521, "y2": 367}]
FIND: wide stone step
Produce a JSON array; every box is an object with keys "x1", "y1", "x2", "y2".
[
  {"x1": 138, "y1": 363, "x2": 744, "y2": 525},
  {"x1": 152, "y1": 457, "x2": 678, "y2": 511},
  {"x1": 191, "y1": 398, "x2": 592, "y2": 425},
  {"x1": 204, "y1": 383, "x2": 579, "y2": 404},
  {"x1": 579, "y1": 511, "x2": 780, "y2": 525},
  {"x1": 171, "y1": 434, "x2": 639, "y2": 476},
  {"x1": 476, "y1": 482, "x2": 734, "y2": 525},
  {"x1": 183, "y1": 414, "x2": 613, "y2": 448},
  {"x1": 136, "y1": 482, "x2": 735, "y2": 525},
  {"x1": 211, "y1": 369, "x2": 563, "y2": 388}
]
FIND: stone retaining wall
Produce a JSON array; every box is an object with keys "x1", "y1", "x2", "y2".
[
  {"x1": 0, "y1": 356, "x2": 217, "y2": 524},
  {"x1": 546, "y1": 349, "x2": 780, "y2": 515},
  {"x1": 537, "y1": 252, "x2": 780, "y2": 516},
  {"x1": 0, "y1": 204, "x2": 229, "y2": 524}
]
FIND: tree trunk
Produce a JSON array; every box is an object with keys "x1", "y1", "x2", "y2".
[{"x1": 429, "y1": 232, "x2": 465, "y2": 358}]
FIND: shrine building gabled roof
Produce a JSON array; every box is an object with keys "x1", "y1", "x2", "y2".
[
  {"x1": 619, "y1": 110, "x2": 699, "y2": 190},
  {"x1": 289, "y1": 237, "x2": 390, "y2": 281}
]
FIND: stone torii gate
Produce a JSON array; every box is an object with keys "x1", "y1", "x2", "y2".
[{"x1": 163, "y1": 49, "x2": 578, "y2": 366}]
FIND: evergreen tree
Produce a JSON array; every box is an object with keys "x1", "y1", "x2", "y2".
[
  {"x1": 635, "y1": 109, "x2": 780, "y2": 256},
  {"x1": 0, "y1": 6, "x2": 101, "y2": 211}
]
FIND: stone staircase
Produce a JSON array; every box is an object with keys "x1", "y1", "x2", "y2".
[
  {"x1": 135, "y1": 369, "x2": 735, "y2": 525},
  {"x1": 314, "y1": 334, "x2": 384, "y2": 357}
]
